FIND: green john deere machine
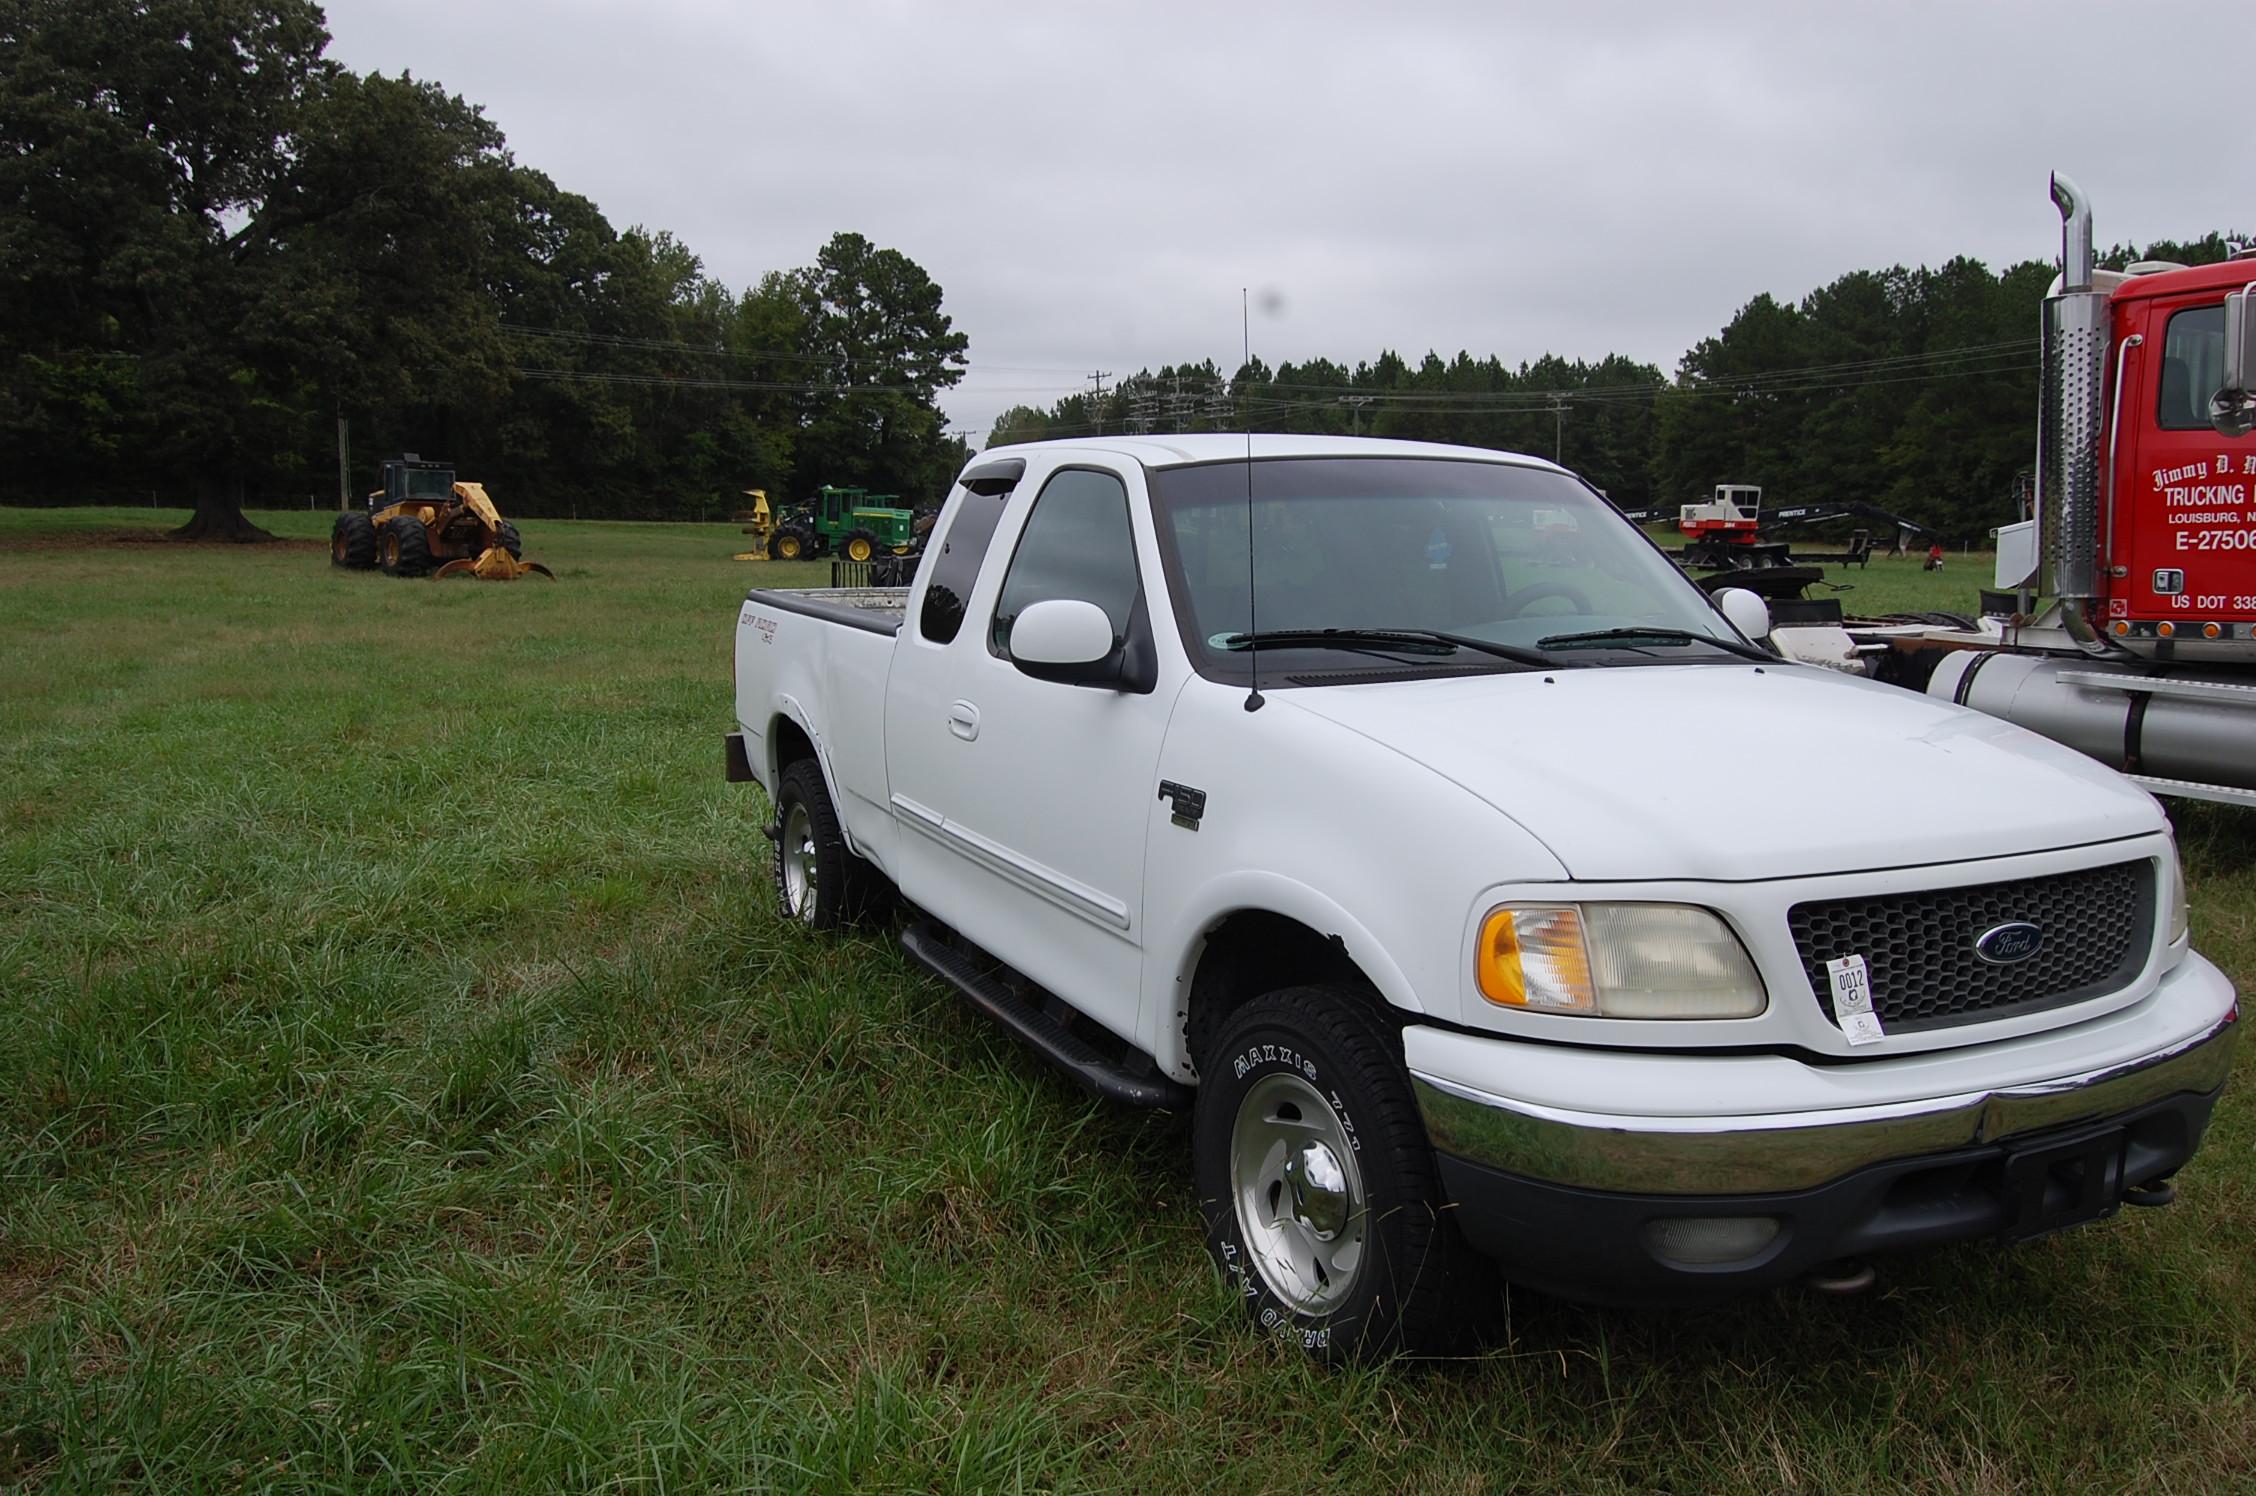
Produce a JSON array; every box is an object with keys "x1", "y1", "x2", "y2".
[{"x1": 766, "y1": 485, "x2": 917, "y2": 562}]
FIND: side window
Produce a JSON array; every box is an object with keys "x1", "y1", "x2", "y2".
[
  {"x1": 2158, "y1": 305, "x2": 2224, "y2": 432},
  {"x1": 917, "y1": 487, "x2": 1009, "y2": 644},
  {"x1": 990, "y1": 468, "x2": 1140, "y2": 657}
]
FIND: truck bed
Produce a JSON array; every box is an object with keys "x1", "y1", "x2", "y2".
[{"x1": 743, "y1": 586, "x2": 908, "y2": 636}]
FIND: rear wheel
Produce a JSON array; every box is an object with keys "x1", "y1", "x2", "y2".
[
  {"x1": 1195, "y1": 986, "x2": 1495, "y2": 1361},
  {"x1": 495, "y1": 519, "x2": 523, "y2": 558},
  {"x1": 843, "y1": 529, "x2": 876, "y2": 563},
  {"x1": 330, "y1": 511, "x2": 377, "y2": 569},
  {"x1": 771, "y1": 760, "x2": 887, "y2": 928},
  {"x1": 378, "y1": 515, "x2": 433, "y2": 577}
]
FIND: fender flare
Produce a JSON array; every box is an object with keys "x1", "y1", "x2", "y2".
[
  {"x1": 767, "y1": 693, "x2": 869, "y2": 860},
  {"x1": 1150, "y1": 868, "x2": 1426, "y2": 1073}
]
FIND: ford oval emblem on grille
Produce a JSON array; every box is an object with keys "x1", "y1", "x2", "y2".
[{"x1": 1974, "y1": 921, "x2": 2045, "y2": 964}]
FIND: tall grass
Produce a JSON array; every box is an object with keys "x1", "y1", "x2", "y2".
[{"x1": 2, "y1": 508, "x2": 2252, "y2": 1491}]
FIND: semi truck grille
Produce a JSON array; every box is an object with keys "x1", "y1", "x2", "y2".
[{"x1": 1789, "y1": 860, "x2": 2154, "y2": 1034}]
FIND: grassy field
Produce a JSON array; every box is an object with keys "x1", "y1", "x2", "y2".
[{"x1": 3, "y1": 508, "x2": 2253, "y2": 1492}]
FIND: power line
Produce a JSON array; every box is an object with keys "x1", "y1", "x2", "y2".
[
  {"x1": 1011, "y1": 351, "x2": 2039, "y2": 441},
  {"x1": 1242, "y1": 337, "x2": 2040, "y2": 400},
  {"x1": 510, "y1": 367, "x2": 1094, "y2": 397},
  {"x1": 498, "y1": 322, "x2": 1088, "y2": 377}
]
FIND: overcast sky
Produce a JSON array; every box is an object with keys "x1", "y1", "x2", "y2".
[{"x1": 319, "y1": 0, "x2": 2251, "y2": 446}]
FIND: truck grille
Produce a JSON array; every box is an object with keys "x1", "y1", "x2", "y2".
[{"x1": 1789, "y1": 860, "x2": 2154, "y2": 1034}]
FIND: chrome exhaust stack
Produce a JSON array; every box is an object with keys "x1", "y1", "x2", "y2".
[
  {"x1": 2053, "y1": 171, "x2": 2095, "y2": 293},
  {"x1": 2039, "y1": 173, "x2": 2117, "y2": 654}
]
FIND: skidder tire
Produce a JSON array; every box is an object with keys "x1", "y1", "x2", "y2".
[
  {"x1": 1196, "y1": 986, "x2": 1495, "y2": 1361},
  {"x1": 843, "y1": 529, "x2": 877, "y2": 563},
  {"x1": 330, "y1": 511, "x2": 377, "y2": 569},
  {"x1": 379, "y1": 514, "x2": 432, "y2": 577},
  {"x1": 769, "y1": 528, "x2": 809, "y2": 561},
  {"x1": 771, "y1": 759, "x2": 888, "y2": 929},
  {"x1": 496, "y1": 518, "x2": 524, "y2": 559}
]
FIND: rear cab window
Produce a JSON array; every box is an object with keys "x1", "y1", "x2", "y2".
[{"x1": 916, "y1": 484, "x2": 1011, "y2": 644}]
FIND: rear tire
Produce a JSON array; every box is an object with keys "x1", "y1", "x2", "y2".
[
  {"x1": 1195, "y1": 986, "x2": 1496, "y2": 1361},
  {"x1": 843, "y1": 529, "x2": 876, "y2": 563},
  {"x1": 330, "y1": 511, "x2": 377, "y2": 569},
  {"x1": 771, "y1": 760, "x2": 888, "y2": 928},
  {"x1": 496, "y1": 519, "x2": 523, "y2": 559},
  {"x1": 379, "y1": 514, "x2": 432, "y2": 577}
]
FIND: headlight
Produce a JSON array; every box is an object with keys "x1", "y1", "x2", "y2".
[
  {"x1": 2166, "y1": 844, "x2": 2190, "y2": 948},
  {"x1": 1476, "y1": 903, "x2": 1767, "y2": 1019}
]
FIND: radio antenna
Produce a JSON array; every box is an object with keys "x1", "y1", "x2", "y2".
[{"x1": 1242, "y1": 287, "x2": 1264, "y2": 712}]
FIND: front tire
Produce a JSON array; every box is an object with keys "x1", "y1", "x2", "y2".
[
  {"x1": 1195, "y1": 986, "x2": 1494, "y2": 1361},
  {"x1": 769, "y1": 528, "x2": 808, "y2": 561},
  {"x1": 379, "y1": 514, "x2": 432, "y2": 577}
]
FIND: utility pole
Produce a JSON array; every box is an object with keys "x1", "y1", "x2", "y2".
[
  {"x1": 1340, "y1": 395, "x2": 1373, "y2": 437},
  {"x1": 1549, "y1": 395, "x2": 1567, "y2": 463},
  {"x1": 336, "y1": 414, "x2": 350, "y2": 511},
  {"x1": 1087, "y1": 370, "x2": 1111, "y2": 434}
]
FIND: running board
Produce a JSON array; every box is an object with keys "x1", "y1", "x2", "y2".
[{"x1": 899, "y1": 921, "x2": 1192, "y2": 1110}]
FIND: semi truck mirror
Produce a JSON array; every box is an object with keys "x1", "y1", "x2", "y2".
[
  {"x1": 2214, "y1": 288, "x2": 2256, "y2": 438},
  {"x1": 1714, "y1": 587, "x2": 1772, "y2": 644}
]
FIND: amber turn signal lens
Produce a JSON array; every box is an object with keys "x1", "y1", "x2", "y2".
[{"x1": 1476, "y1": 905, "x2": 1591, "y2": 1010}]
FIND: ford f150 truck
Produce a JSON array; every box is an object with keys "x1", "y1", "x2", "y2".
[{"x1": 726, "y1": 434, "x2": 2238, "y2": 1360}]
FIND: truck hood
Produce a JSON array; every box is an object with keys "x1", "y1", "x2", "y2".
[{"x1": 1282, "y1": 663, "x2": 2163, "y2": 880}]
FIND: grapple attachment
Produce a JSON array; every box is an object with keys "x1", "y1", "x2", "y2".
[{"x1": 433, "y1": 546, "x2": 556, "y2": 581}]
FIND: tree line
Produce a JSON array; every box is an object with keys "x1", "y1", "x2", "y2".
[
  {"x1": 5, "y1": 3, "x2": 2244, "y2": 542},
  {"x1": 0, "y1": 0, "x2": 970, "y2": 537},
  {"x1": 988, "y1": 237, "x2": 2245, "y2": 540}
]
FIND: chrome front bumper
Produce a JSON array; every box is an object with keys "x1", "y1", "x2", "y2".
[{"x1": 1414, "y1": 1008, "x2": 2238, "y2": 1197}]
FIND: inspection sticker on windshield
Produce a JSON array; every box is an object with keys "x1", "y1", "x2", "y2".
[{"x1": 1826, "y1": 954, "x2": 1884, "y2": 1046}]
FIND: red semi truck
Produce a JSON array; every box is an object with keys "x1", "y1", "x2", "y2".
[{"x1": 1779, "y1": 175, "x2": 2256, "y2": 805}]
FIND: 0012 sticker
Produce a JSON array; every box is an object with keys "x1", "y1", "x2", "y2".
[{"x1": 1825, "y1": 953, "x2": 1885, "y2": 1047}]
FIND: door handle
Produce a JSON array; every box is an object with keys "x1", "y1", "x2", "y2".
[{"x1": 948, "y1": 700, "x2": 980, "y2": 741}]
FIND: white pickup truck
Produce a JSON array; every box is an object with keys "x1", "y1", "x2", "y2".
[{"x1": 727, "y1": 435, "x2": 2238, "y2": 1359}]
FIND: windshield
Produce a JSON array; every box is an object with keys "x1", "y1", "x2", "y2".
[
  {"x1": 405, "y1": 468, "x2": 454, "y2": 499},
  {"x1": 1149, "y1": 457, "x2": 1741, "y2": 681}
]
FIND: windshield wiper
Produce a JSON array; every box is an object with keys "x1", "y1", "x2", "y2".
[
  {"x1": 1224, "y1": 628, "x2": 1559, "y2": 668},
  {"x1": 1535, "y1": 626, "x2": 1774, "y2": 662}
]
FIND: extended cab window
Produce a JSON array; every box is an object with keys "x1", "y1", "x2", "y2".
[
  {"x1": 2158, "y1": 305, "x2": 2225, "y2": 431},
  {"x1": 990, "y1": 468, "x2": 1139, "y2": 656},
  {"x1": 917, "y1": 485, "x2": 1009, "y2": 644}
]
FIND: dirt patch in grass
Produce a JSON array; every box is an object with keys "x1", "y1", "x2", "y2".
[{"x1": 0, "y1": 528, "x2": 320, "y2": 552}]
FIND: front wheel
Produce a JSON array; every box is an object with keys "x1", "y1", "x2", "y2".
[
  {"x1": 379, "y1": 514, "x2": 432, "y2": 577},
  {"x1": 1195, "y1": 986, "x2": 1494, "y2": 1361}
]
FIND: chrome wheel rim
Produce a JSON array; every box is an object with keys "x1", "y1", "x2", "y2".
[
  {"x1": 781, "y1": 802, "x2": 818, "y2": 921},
  {"x1": 1230, "y1": 1071, "x2": 1367, "y2": 1314}
]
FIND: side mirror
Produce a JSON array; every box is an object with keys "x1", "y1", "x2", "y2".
[
  {"x1": 2213, "y1": 288, "x2": 2256, "y2": 438},
  {"x1": 1715, "y1": 586, "x2": 1772, "y2": 643},
  {"x1": 1007, "y1": 598, "x2": 1119, "y2": 681}
]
